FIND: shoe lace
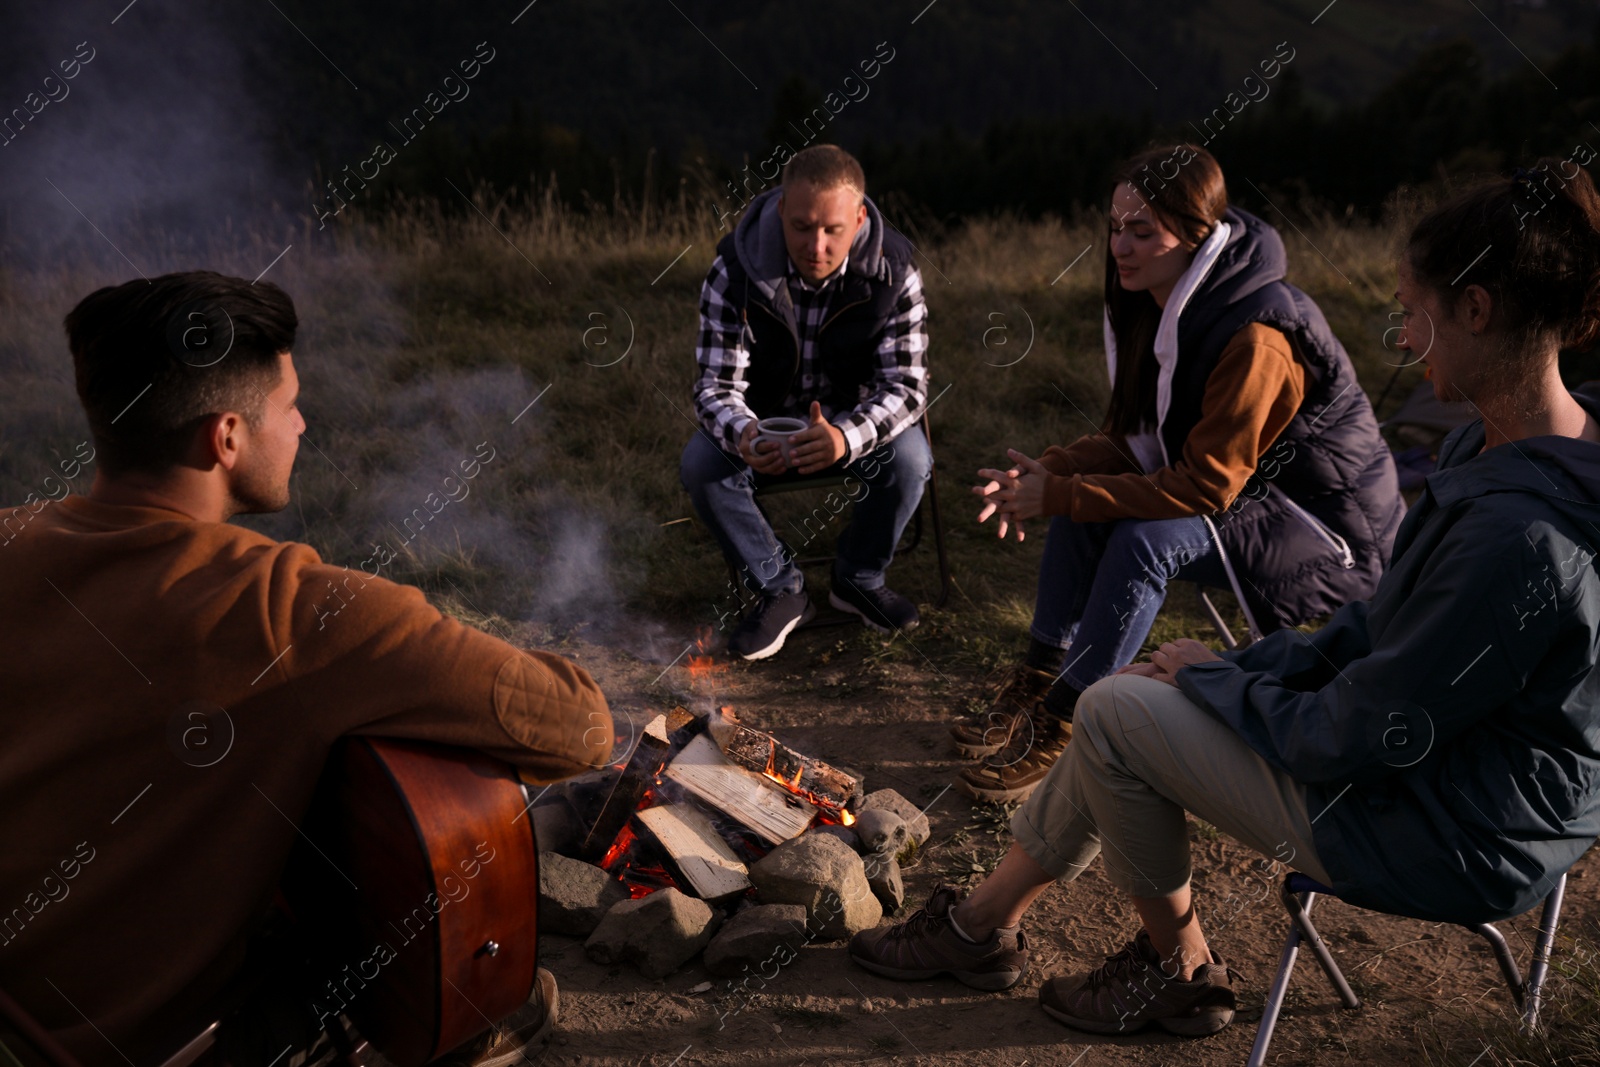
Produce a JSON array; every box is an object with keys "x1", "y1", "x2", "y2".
[
  {"x1": 1084, "y1": 941, "x2": 1149, "y2": 992},
  {"x1": 887, "y1": 892, "x2": 954, "y2": 942}
]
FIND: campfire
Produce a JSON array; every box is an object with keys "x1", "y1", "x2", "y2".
[
  {"x1": 578, "y1": 703, "x2": 862, "y2": 901},
  {"x1": 532, "y1": 638, "x2": 924, "y2": 981}
]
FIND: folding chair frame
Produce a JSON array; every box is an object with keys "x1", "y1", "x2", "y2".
[{"x1": 1247, "y1": 871, "x2": 1568, "y2": 1067}]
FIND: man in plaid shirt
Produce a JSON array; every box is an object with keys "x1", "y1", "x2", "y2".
[{"x1": 681, "y1": 145, "x2": 931, "y2": 660}]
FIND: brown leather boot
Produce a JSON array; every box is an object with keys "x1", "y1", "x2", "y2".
[
  {"x1": 956, "y1": 706, "x2": 1072, "y2": 803},
  {"x1": 949, "y1": 665, "x2": 1056, "y2": 759}
]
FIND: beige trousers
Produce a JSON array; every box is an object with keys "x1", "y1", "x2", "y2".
[{"x1": 1010, "y1": 673, "x2": 1336, "y2": 897}]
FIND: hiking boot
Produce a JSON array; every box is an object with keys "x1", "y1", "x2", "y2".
[
  {"x1": 829, "y1": 579, "x2": 920, "y2": 633},
  {"x1": 956, "y1": 706, "x2": 1072, "y2": 803},
  {"x1": 849, "y1": 884, "x2": 1029, "y2": 991},
  {"x1": 727, "y1": 590, "x2": 814, "y2": 660},
  {"x1": 949, "y1": 664, "x2": 1056, "y2": 759},
  {"x1": 1039, "y1": 930, "x2": 1238, "y2": 1037},
  {"x1": 435, "y1": 968, "x2": 559, "y2": 1067}
]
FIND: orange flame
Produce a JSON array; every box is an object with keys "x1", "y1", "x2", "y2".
[{"x1": 598, "y1": 823, "x2": 637, "y2": 871}]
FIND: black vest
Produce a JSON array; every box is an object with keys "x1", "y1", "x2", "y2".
[
  {"x1": 715, "y1": 227, "x2": 916, "y2": 418},
  {"x1": 1163, "y1": 208, "x2": 1405, "y2": 630}
]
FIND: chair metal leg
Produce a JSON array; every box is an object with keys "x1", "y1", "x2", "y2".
[
  {"x1": 1196, "y1": 585, "x2": 1238, "y2": 651},
  {"x1": 1247, "y1": 912, "x2": 1305, "y2": 1067},
  {"x1": 1253, "y1": 883, "x2": 1363, "y2": 1067},
  {"x1": 1524, "y1": 873, "x2": 1567, "y2": 1033},
  {"x1": 1466, "y1": 922, "x2": 1526, "y2": 1013},
  {"x1": 1283, "y1": 883, "x2": 1362, "y2": 1009}
]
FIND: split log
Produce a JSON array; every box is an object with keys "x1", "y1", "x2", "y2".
[
  {"x1": 634, "y1": 803, "x2": 751, "y2": 902},
  {"x1": 719, "y1": 724, "x2": 859, "y2": 811},
  {"x1": 579, "y1": 714, "x2": 670, "y2": 861},
  {"x1": 664, "y1": 734, "x2": 816, "y2": 844}
]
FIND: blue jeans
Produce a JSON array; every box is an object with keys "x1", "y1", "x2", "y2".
[
  {"x1": 679, "y1": 425, "x2": 931, "y2": 598},
  {"x1": 1031, "y1": 514, "x2": 1229, "y2": 691}
]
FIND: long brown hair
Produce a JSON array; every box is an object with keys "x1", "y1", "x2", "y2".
[
  {"x1": 1406, "y1": 157, "x2": 1600, "y2": 414},
  {"x1": 1103, "y1": 144, "x2": 1229, "y2": 436}
]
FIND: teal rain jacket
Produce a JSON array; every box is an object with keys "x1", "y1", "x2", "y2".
[{"x1": 1178, "y1": 393, "x2": 1600, "y2": 923}]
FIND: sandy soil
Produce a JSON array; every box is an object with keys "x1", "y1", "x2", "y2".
[{"x1": 506, "y1": 619, "x2": 1596, "y2": 1067}]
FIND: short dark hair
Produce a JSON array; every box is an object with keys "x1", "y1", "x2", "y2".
[
  {"x1": 65, "y1": 271, "x2": 298, "y2": 475},
  {"x1": 781, "y1": 145, "x2": 866, "y2": 201}
]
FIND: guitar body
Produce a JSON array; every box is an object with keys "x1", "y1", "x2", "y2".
[{"x1": 285, "y1": 738, "x2": 540, "y2": 1067}]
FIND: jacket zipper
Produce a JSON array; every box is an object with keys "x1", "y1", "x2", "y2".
[{"x1": 1275, "y1": 489, "x2": 1356, "y2": 569}]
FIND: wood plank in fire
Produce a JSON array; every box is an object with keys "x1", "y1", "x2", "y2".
[
  {"x1": 664, "y1": 734, "x2": 816, "y2": 844},
  {"x1": 634, "y1": 803, "x2": 751, "y2": 901}
]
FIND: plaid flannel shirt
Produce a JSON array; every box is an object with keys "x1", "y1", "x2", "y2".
[{"x1": 692, "y1": 253, "x2": 929, "y2": 464}]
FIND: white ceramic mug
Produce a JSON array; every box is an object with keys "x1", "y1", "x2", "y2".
[{"x1": 754, "y1": 416, "x2": 808, "y2": 467}]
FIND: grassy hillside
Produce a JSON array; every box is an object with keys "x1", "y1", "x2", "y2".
[{"x1": 0, "y1": 197, "x2": 1425, "y2": 667}]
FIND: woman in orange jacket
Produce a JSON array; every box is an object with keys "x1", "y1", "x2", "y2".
[{"x1": 956, "y1": 144, "x2": 1403, "y2": 803}]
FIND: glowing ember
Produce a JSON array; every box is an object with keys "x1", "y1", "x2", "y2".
[
  {"x1": 598, "y1": 823, "x2": 637, "y2": 871},
  {"x1": 594, "y1": 698, "x2": 857, "y2": 900}
]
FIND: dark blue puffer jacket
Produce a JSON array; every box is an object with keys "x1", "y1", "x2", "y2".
[
  {"x1": 1166, "y1": 208, "x2": 1404, "y2": 631},
  {"x1": 1178, "y1": 393, "x2": 1600, "y2": 923}
]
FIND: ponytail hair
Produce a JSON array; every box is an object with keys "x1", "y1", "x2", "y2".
[
  {"x1": 1103, "y1": 144, "x2": 1228, "y2": 436},
  {"x1": 1406, "y1": 156, "x2": 1600, "y2": 354}
]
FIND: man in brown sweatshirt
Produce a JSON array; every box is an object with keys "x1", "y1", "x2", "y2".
[{"x1": 0, "y1": 272, "x2": 612, "y2": 1067}]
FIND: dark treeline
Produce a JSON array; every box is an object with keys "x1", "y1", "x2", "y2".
[{"x1": 348, "y1": 28, "x2": 1600, "y2": 229}]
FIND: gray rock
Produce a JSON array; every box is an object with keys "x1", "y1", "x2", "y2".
[
  {"x1": 701, "y1": 903, "x2": 809, "y2": 978},
  {"x1": 859, "y1": 789, "x2": 930, "y2": 846},
  {"x1": 810, "y1": 823, "x2": 862, "y2": 853},
  {"x1": 863, "y1": 853, "x2": 904, "y2": 913},
  {"x1": 853, "y1": 809, "x2": 909, "y2": 857},
  {"x1": 583, "y1": 887, "x2": 721, "y2": 979},
  {"x1": 749, "y1": 833, "x2": 880, "y2": 940},
  {"x1": 538, "y1": 851, "x2": 628, "y2": 936},
  {"x1": 530, "y1": 799, "x2": 581, "y2": 857}
]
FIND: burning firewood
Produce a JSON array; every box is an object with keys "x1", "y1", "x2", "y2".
[
  {"x1": 579, "y1": 714, "x2": 671, "y2": 861},
  {"x1": 709, "y1": 707, "x2": 860, "y2": 815},
  {"x1": 664, "y1": 734, "x2": 817, "y2": 844},
  {"x1": 633, "y1": 803, "x2": 751, "y2": 902}
]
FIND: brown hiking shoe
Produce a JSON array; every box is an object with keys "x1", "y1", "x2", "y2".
[
  {"x1": 849, "y1": 884, "x2": 1029, "y2": 992},
  {"x1": 1039, "y1": 930, "x2": 1238, "y2": 1036},
  {"x1": 956, "y1": 705, "x2": 1071, "y2": 803},
  {"x1": 949, "y1": 665, "x2": 1056, "y2": 759},
  {"x1": 435, "y1": 968, "x2": 559, "y2": 1067}
]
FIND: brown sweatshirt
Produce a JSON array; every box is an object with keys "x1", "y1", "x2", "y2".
[
  {"x1": 0, "y1": 495, "x2": 612, "y2": 1067},
  {"x1": 1038, "y1": 323, "x2": 1304, "y2": 520}
]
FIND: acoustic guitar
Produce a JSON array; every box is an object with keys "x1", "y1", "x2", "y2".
[{"x1": 283, "y1": 737, "x2": 541, "y2": 1067}]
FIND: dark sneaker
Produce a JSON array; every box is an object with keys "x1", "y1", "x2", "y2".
[
  {"x1": 956, "y1": 706, "x2": 1071, "y2": 803},
  {"x1": 949, "y1": 665, "x2": 1056, "y2": 759},
  {"x1": 829, "y1": 579, "x2": 920, "y2": 633},
  {"x1": 436, "y1": 968, "x2": 559, "y2": 1067},
  {"x1": 849, "y1": 885, "x2": 1028, "y2": 991},
  {"x1": 727, "y1": 590, "x2": 814, "y2": 661},
  {"x1": 1039, "y1": 930, "x2": 1238, "y2": 1037}
]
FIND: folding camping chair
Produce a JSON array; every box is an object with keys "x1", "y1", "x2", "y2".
[
  {"x1": 1246, "y1": 871, "x2": 1568, "y2": 1066},
  {"x1": 723, "y1": 411, "x2": 952, "y2": 622}
]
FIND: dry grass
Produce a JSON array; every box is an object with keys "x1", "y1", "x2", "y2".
[
  {"x1": 8, "y1": 195, "x2": 1600, "y2": 1062},
  {"x1": 0, "y1": 195, "x2": 1425, "y2": 655}
]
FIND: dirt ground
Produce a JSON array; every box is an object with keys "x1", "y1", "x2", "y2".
[{"x1": 505, "y1": 618, "x2": 1597, "y2": 1067}]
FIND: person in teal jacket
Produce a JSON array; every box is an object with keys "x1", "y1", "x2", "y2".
[{"x1": 849, "y1": 156, "x2": 1600, "y2": 1039}]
